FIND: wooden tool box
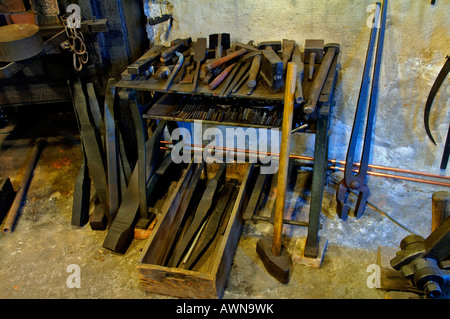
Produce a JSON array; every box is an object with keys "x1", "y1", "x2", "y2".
[{"x1": 137, "y1": 161, "x2": 255, "y2": 299}]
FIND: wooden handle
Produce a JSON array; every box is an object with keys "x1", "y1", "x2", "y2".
[
  {"x1": 208, "y1": 63, "x2": 236, "y2": 90},
  {"x1": 205, "y1": 48, "x2": 247, "y2": 71},
  {"x1": 272, "y1": 62, "x2": 297, "y2": 256},
  {"x1": 246, "y1": 54, "x2": 261, "y2": 88},
  {"x1": 432, "y1": 191, "x2": 450, "y2": 231}
]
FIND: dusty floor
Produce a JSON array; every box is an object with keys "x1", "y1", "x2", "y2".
[{"x1": 0, "y1": 103, "x2": 448, "y2": 299}]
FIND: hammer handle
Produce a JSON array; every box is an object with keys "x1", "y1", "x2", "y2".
[
  {"x1": 209, "y1": 63, "x2": 236, "y2": 90},
  {"x1": 272, "y1": 62, "x2": 297, "y2": 257},
  {"x1": 205, "y1": 48, "x2": 247, "y2": 71},
  {"x1": 247, "y1": 54, "x2": 261, "y2": 88}
]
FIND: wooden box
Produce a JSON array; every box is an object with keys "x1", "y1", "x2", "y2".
[{"x1": 137, "y1": 161, "x2": 255, "y2": 299}]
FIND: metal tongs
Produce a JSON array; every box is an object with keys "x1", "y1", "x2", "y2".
[{"x1": 336, "y1": 0, "x2": 387, "y2": 220}]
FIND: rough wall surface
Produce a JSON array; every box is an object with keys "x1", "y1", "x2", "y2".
[{"x1": 143, "y1": 0, "x2": 449, "y2": 247}]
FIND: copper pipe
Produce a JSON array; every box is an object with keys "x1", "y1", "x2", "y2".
[{"x1": 160, "y1": 141, "x2": 450, "y2": 182}]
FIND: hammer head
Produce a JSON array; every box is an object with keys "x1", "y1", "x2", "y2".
[
  {"x1": 171, "y1": 37, "x2": 192, "y2": 47},
  {"x1": 256, "y1": 238, "x2": 291, "y2": 284},
  {"x1": 257, "y1": 41, "x2": 282, "y2": 52},
  {"x1": 304, "y1": 39, "x2": 324, "y2": 63}
]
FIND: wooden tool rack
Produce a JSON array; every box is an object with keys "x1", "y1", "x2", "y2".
[{"x1": 114, "y1": 40, "x2": 339, "y2": 297}]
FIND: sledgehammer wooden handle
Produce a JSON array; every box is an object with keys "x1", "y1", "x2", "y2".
[{"x1": 272, "y1": 62, "x2": 297, "y2": 256}]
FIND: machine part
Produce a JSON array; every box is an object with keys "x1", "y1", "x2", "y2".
[
  {"x1": 281, "y1": 39, "x2": 295, "y2": 74},
  {"x1": 192, "y1": 38, "x2": 207, "y2": 93},
  {"x1": 0, "y1": 29, "x2": 66, "y2": 79},
  {"x1": 162, "y1": 51, "x2": 184, "y2": 91},
  {"x1": 303, "y1": 43, "x2": 340, "y2": 114},
  {"x1": 0, "y1": 24, "x2": 43, "y2": 62},
  {"x1": 424, "y1": 56, "x2": 450, "y2": 145},
  {"x1": 441, "y1": 125, "x2": 450, "y2": 170},
  {"x1": 167, "y1": 163, "x2": 226, "y2": 268},
  {"x1": 256, "y1": 62, "x2": 297, "y2": 284},
  {"x1": 209, "y1": 33, "x2": 231, "y2": 59},
  {"x1": 336, "y1": 1, "x2": 386, "y2": 221},
  {"x1": 304, "y1": 39, "x2": 324, "y2": 81},
  {"x1": 291, "y1": 45, "x2": 305, "y2": 104},
  {"x1": 161, "y1": 37, "x2": 191, "y2": 59},
  {"x1": 390, "y1": 192, "x2": 450, "y2": 298},
  {"x1": 2, "y1": 138, "x2": 46, "y2": 233}
]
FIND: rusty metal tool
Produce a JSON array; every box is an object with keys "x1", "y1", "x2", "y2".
[
  {"x1": 256, "y1": 62, "x2": 297, "y2": 284},
  {"x1": 192, "y1": 38, "x2": 207, "y2": 93},
  {"x1": 291, "y1": 44, "x2": 305, "y2": 104},
  {"x1": 282, "y1": 39, "x2": 295, "y2": 74},
  {"x1": 260, "y1": 47, "x2": 284, "y2": 93},
  {"x1": 167, "y1": 163, "x2": 227, "y2": 268},
  {"x1": 2, "y1": 138, "x2": 46, "y2": 233},
  {"x1": 162, "y1": 51, "x2": 184, "y2": 91},
  {"x1": 336, "y1": 1, "x2": 386, "y2": 221},
  {"x1": 161, "y1": 37, "x2": 192, "y2": 59},
  {"x1": 127, "y1": 45, "x2": 164, "y2": 75},
  {"x1": 304, "y1": 39, "x2": 324, "y2": 81}
]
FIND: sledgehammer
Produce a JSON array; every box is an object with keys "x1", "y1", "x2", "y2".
[{"x1": 256, "y1": 62, "x2": 297, "y2": 284}]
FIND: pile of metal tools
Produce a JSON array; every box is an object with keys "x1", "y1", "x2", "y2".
[{"x1": 162, "y1": 95, "x2": 283, "y2": 127}]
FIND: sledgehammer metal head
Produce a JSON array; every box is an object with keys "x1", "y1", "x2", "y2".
[{"x1": 256, "y1": 238, "x2": 291, "y2": 284}]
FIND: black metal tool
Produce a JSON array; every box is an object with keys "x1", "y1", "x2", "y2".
[
  {"x1": 336, "y1": 1, "x2": 386, "y2": 221},
  {"x1": 182, "y1": 181, "x2": 236, "y2": 269},
  {"x1": 424, "y1": 56, "x2": 450, "y2": 146},
  {"x1": 441, "y1": 125, "x2": 450, "y2": 170},
  {"x1": 192, "y1": 38, "x2": 207, "y2": 93},
  {"x1": 167, "y1": 163, "x2": 226, "y2": 267}
]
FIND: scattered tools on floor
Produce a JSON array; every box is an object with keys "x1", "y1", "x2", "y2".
[
  {"x1": 256, "y1": 62, "x2": 297, "y2": 284},
  {"x1": 2, "y1": 138, "x2": 46, "y2": 233},
  {"x1": 336, "y1": 0, "x2": 387, "y2": 220}
]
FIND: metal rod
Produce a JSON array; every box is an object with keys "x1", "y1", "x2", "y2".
[
  {"x1": 3, "y1": 138, "x2": 46, "y2": 233},
  {"x1": 160, "y1": 142, "x2": 450, "y2": 183}
]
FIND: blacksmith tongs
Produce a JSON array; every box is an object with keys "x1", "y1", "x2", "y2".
[{"x1": 336, "y1": 1, "x2": 387, "y2": 221}]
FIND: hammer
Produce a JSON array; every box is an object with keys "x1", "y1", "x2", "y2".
[
  {"x1": 256, "y1": 62, "x2": 297, "y2": 284},
  {"x1": 304, "y1": 39, "x2": 324, "y2": 81},
  {"x1": 161, "y1": 37, "x2": 192, "y2": 59}
]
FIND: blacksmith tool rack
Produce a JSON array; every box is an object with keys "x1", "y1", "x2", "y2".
[{"x1": 68, "y1": 33, "x2": 340, "y2": 294}]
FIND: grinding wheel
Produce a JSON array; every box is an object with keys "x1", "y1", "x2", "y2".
[{"x1": 0, "y1": 24, "x2": 44, "y2": 62}]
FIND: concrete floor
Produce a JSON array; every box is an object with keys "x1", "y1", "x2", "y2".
[{"x1": 0, "y1": 103, "x2": 447, "y2": 299}]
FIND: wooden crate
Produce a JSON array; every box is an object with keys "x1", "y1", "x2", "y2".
[{"x1": 137, "y1": 161, "x2": 255, "y2": 299}]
